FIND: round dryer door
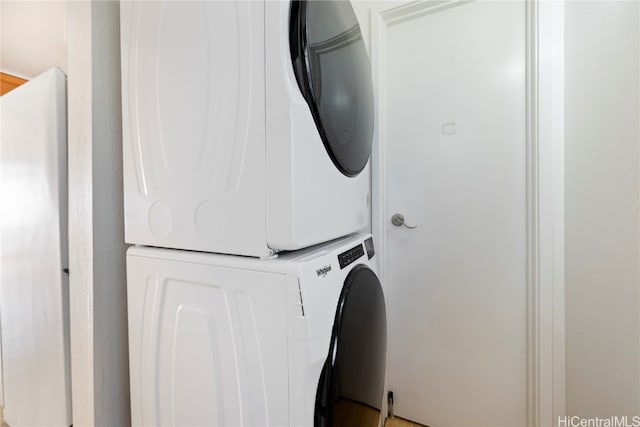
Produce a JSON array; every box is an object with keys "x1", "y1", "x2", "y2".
[
  {"x1": 315, "y1": 265, "x2": 387, "y2": 427},
  {"x1": 290, "y1": 0, "x2": 374, "y2": 177}
]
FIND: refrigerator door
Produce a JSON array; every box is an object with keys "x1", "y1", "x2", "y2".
[{"x1": 0, "y1": 68, "x2": 71, "y2": 426}]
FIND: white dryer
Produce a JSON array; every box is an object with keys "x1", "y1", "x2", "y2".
[
  {"x1": 126, "y1": 233, "x2": 386, "y2": 426},
  {"x1": 120, "y1": 0, "x2": 374, "y2": 257}
]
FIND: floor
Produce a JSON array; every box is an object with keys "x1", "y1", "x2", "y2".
[
  {"x1": 335, "y1": 398, "x2": 426, "y2": 427},
  {"x1": 0, "y1": 402, "x2": 424, "y2": 427},
  {"x1": 385, "y1": 416, "x2": 426, "y2": 427}
]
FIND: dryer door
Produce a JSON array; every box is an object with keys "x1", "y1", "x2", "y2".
[
  {"x1": 315, "y1": 265, "x2": 386, "y2": 427},
  {"x1": 290, "y1": 0, "x2": 374, "y2": 177}
]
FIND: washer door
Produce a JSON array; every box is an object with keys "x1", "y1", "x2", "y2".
[
  {"x1": 315, "y1": 265, "x2": 387, "y2": 427},
  {"x1": 290, "y1": 0, "x2": 374, "y2": 177}
]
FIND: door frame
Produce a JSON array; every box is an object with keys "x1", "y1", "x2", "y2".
[{"x1": 370, "y1": 1, "x2": 566, "y2": 426}]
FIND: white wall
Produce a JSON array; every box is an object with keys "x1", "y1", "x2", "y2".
[
  {"x1": 0, "y1": 1, "x2": 66, "y2": 78},
  {"x1": 565, "y1": 0, "x2": 640, "y2": 417},
  {"x1": 352, "y1": 1, "x2": 402, "y2": 52}
]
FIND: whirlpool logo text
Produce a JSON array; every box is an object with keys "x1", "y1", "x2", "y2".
[{"x1": 316, "y1": 265, "x2": 332, "y2": 278}]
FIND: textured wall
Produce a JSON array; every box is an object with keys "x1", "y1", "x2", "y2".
[
  {"x1": 0, "y1": 1, "x2": 66, "y2": 78},
  {"x1": 66, "y1": 2, "x2": 131, "y2": 425},
  {"x1": 565, "y1": 1, "x2": 640, "y2": 418}
]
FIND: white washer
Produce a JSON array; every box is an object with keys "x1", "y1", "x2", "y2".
[
  {"x1": 120, "y1": 1, "x2": 374, "y2": 257},
  {"x1": 126, "y1": 233, "x2": 386, "y2": 426}
]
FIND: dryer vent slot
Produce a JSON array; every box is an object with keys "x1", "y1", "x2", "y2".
[{"x1": 296, "y1": 279, "x2": 305, "y2": 318}]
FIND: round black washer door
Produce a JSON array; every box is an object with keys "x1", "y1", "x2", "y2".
[
  {"x1": 290, "y1": 0, "x2": 374, "y2": 177},
  {"x1": 314, "y1": 265, "x2": 387, "y2": 427}
]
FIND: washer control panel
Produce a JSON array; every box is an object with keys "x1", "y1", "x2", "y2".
[
  {"x1": 364, "y1": 237, "x2": 375, "y2": 259},
  {"x1": 338, "y1": 243, "x2": 365, "y2": 269}
]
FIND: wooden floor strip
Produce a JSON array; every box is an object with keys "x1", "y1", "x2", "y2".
[
  {"x1": 385, "y1": 416, "x2": 428, "y2": 427},
  {"x1": 0, "y1": 72, "x2": 27, "y2": 96}
]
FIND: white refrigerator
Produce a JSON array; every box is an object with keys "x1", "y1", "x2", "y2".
[{"x1": 0, "y1": 68, "x2": 72, "y2": 426}]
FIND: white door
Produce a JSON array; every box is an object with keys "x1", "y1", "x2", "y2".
[
  {"x1": 0, "y1": 68, "x2": 71, "y2": 426},
  {"x1": 383, "y1": 2, "x2": 527, "y2": 426}
]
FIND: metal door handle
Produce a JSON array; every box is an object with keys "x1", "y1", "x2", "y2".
[{"x1": 391, "y1": 213, "x2": 417, "y2": 229}]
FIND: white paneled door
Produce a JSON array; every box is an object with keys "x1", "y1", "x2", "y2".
[
  {"x1": 0, "y1": 68, "x2": 71, "y2": 426},
  {"x1": 383, "y1": 1, "x2": 527, "y2": 426}
]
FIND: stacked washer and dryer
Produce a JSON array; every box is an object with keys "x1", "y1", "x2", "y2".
[{"x1": 121, "y1": 1, "x2": 386, "y2": 426}]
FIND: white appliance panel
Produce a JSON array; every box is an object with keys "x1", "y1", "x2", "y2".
[
  {"x1": 127, "y1": 254, "x2": 289, "y2": 426},
  {"x1": 265, "y1": 1, "x2": 370, "y2": 251},
  {"x1": 121, "y1": 1, "x2": 268, "y2": 256},
  {"x1": 121, "y1": 1, "x2": 371, "y2": 257},
  {"x1": 126, "y1": 234, "x2": 384, "y2": 427},
  {"x1": 0, "y1": 68, "x2": 71, "y2": 426}
]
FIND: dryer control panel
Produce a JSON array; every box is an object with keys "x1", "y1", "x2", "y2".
[{"x1": 338, "y1": 243, "x2": 364, "y2": 269}]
